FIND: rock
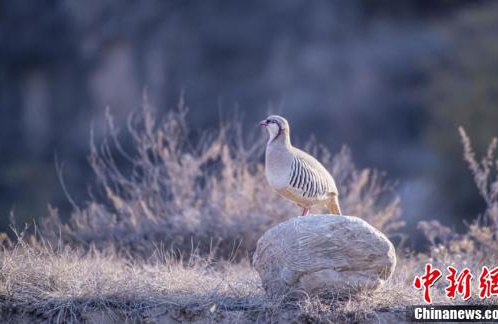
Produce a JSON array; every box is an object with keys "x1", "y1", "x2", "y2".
[{"x1": 252, "y1": 215, "x2": 396, "y2": 297}]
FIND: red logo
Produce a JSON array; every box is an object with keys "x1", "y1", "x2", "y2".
[
  {"x1": 445, "y1": 266, "x2": 472, "y2": 300},
  {"x1": 414, "y1": 263, "x2": 443, "y2": 304},
  {"x1": 414, "y1": 264, "x2": 498, "y2": 303},
  {"x1": 479, "y1": 266, "x2": 498, "y2": 299}
]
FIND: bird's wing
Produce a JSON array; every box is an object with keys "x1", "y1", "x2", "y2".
[{"x1": 288, "y1": 150, "x2": 338, "y2": 199}]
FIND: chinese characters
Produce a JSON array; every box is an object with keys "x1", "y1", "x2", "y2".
[{"x1": 414, "y1": 264, "x2": 498, "y2": 303}]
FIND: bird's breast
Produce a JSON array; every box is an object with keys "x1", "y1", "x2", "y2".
[{"x1": 265, "y1": 147, "x2": 292, "y2": 189}]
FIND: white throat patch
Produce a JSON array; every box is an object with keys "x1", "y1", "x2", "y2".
[{"x1": 267, "y1": 123, "x2": 281, "y2": 142}]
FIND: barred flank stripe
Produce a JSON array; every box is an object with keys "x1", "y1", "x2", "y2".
[
  {"x1": 289, "y1": 157, "x2": 327, "y2": 198},
  {"x1": 290, "y1": 158, "x2": 297, "y2": 186},
  {"x1": 303, "y1": 163, "x2": 311, "y2": 195},
  {"x1": 309, "y1": 163, "x2": 317, "y2": 197},
  {"x1": 297, "y1": 160, "x2": 304, "y2": 189},
  {"x1": 309, "y1": 168, "x2": 316, "y2": 198}
]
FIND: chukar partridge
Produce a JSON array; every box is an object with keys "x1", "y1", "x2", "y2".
[{"x1": 261, "y1": 115, "x2": 341, "y2": 216}]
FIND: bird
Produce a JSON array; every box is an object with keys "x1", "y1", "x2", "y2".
[{"x1": 260, "y1": 115, "x2": 341, "y2": 216}]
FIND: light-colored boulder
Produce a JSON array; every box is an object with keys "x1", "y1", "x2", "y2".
[{"x1": 252, "y1": 215, "x2": 396, "y2": 297}]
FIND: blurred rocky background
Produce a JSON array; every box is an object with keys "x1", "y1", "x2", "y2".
[{"x1": 0, "y1": 0, "x2": 497, "y2": 243}]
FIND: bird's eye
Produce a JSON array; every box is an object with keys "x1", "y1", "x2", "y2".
[{"x1": 267, "y1": 119, "x2": 273, "y2": 123}]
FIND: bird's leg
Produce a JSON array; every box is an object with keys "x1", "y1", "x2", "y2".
[{"x1": 301, "y1": 208, "x2": 310, "y2": 216}]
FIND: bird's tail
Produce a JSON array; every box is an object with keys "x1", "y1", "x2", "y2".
[{"x1": 326, "y1": 195, "x2": 342, "y2": 215}]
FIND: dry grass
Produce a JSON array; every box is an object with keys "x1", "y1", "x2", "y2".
[
  {"x1": 0, "y1": 234, "x2": 418, "y2": 323},
  {"x1": 0, "y1": 234, "x2": 264, "y2": 323},
  {"x1": 0, "y1": 238, "x2": 495, "y2": 323}
]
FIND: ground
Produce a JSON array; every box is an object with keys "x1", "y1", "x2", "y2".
[{"x1": 2, "y1": 239, "x2": 486, "y2": 323}]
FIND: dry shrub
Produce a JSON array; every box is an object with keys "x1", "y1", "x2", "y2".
[
  {"x1": 415, "y1": 127, "x2": 498, "y2": 301},
  {"x1": 42, "y1": 98, "x2": 402, "y2": 258},
  {"x1": 459, "y1": 127, "x2": 498, "y2": 229},
  {"x1": 420, "y1": 127, "x2": 498, "y2": 256}
]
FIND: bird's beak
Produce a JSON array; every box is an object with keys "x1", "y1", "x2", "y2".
[{"x1": 260, "y1": 119, "x2": 268, "y2": 127}]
